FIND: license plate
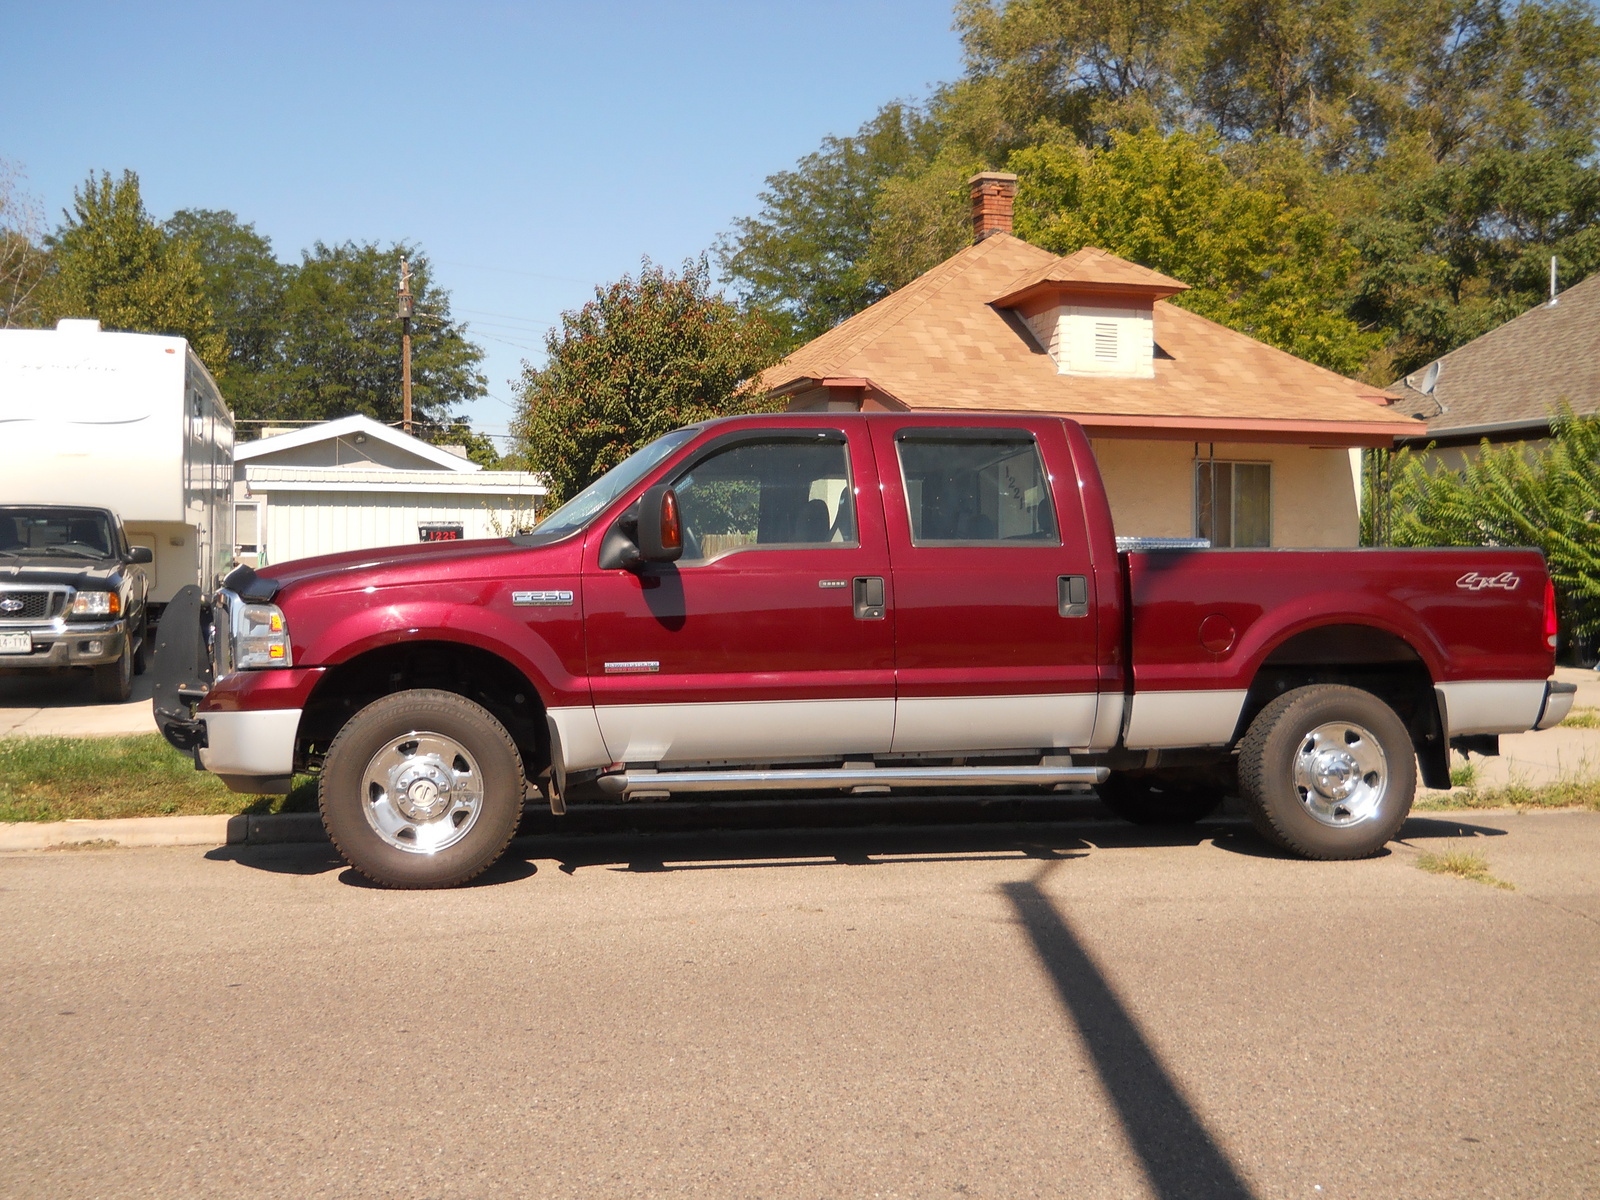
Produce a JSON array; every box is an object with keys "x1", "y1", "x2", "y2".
[{"x1": 0, "y1": 632, "x2": 31, "y2": 654}]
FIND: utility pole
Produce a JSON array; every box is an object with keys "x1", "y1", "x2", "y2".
[{"x1": 397, "y1": 257, "x2": 414, "y2": 435}]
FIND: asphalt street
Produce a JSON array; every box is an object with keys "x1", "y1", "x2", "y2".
[{"x1": 2, "y1": 804, "x2": 1596, "y2": 1200}]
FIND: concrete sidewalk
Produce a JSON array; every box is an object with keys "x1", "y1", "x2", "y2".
[{"x1": 0, "y1": 674, "x2": 157, "y2": 737}]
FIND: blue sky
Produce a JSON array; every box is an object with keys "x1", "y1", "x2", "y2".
[{"x1": 3, "y1": 1, "x2": 966, "y2": 445}]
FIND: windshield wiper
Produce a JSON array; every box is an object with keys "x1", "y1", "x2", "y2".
[{"x1": 38, "y1": 545, "x2": 109, "y2": 559}]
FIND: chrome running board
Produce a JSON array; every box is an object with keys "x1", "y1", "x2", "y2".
[{"x1": 596, "y1": 763, "x2": 1109, "y2": 798}]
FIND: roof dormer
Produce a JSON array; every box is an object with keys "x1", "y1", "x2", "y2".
[{"x1": 993, "y1": 248, "x2": 1188, "y2": 379}]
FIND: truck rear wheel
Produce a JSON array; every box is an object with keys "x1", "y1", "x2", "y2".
[
  {"x1": 320, "y1": 689, "x2": 525, "y2": 889},
  {"x1": 1097, "y1": 772, "x2": 1225, "y2": 825},
  {"x1": 1237, "y1": 684, "x2": 1415, "y2": 859}
]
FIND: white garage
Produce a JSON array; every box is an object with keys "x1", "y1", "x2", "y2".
[{"x1": 232, "y1": 415, "x2": 545, "y2": 567}]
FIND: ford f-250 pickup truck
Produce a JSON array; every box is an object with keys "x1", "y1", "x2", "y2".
[{"x1": 152, "y1": 413, "x2": 1573, "y2": 888}]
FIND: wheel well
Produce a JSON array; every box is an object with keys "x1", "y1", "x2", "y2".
[
  {"x1": 297, "y1": 642, "x2": 548, "y2": 779},
  {"x1": 1239, "y1": 624, "x2": 1448, "y2": 788}
]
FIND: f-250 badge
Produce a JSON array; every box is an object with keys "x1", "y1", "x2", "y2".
[{"x1": 1456, "y1": 571, "x2": 1521, "y2": 591}]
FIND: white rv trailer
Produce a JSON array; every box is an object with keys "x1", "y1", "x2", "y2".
[{"x1": 0, "y1": 320, "x2": 234, "y2": 610}]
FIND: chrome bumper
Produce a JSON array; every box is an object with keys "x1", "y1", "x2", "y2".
[
  {"x1": 0, "y1": 621, "x2": 125, "y2": 669},
  {"x1": 197, "y1": 708, "x2": 302, "y2": 793}
]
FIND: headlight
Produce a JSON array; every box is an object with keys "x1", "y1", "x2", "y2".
[
  {"x1": 215, "y1": 589, "x2": 293, "y2": 673},
  {"x1": 234, "y1": 602, "x2": 293, "y2": 669},
  {"x1": 70, "y1": 590, "x2": 120, "y2": 617}
]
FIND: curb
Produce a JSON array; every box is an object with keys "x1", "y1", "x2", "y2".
[{"x1": 0, "y1": 811, "x2": 328, "y2": 852}]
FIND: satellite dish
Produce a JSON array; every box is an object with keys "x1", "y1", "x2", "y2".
[{"x1": 1419, "y1": 361, "x2": 1440, "y2": 395}]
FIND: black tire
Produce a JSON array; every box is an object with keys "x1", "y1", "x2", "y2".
[
  {"x1": 1098, "y1": 771, "x2": 1226, "y2": 825},
  {"x1": 92, "y1": 635, "x2": 133, "y2": 703},
  {"x1": 131, "y1": 613, "x2": 149, "y2": 676},
  {"x1": 1237, "y1": 684, "x2": 1416, "y2": 860},
  {"x1": 320, "y1": 689, "x2": 525, "y2": 889}
]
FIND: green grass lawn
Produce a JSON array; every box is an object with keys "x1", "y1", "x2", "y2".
[
  {"x1": 0, "y1": 735, "x2": 318, "y2": 823},
  {"x1": 1415, "y1": 775, "x2": 1600, "y2": 813}
]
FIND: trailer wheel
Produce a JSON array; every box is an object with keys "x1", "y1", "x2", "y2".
[
  {"x1": 1097, "y1": 772, "x2": 1225, "y2": 825},
  {"x1": 320, "y1": 689, "x2": 524, "y2": 889},
  {"x1": 92, "y1": 636, "x2": 133, "y2": 703},
  {"x1": 1237, "y1": 684, "x2": 1415, "y2": 859}
]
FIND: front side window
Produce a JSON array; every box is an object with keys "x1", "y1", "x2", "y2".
[
  {"x1": 895, "y1": 432, "x2": 1060, "y2": 546},
  {"x1": 1196, "y1": 460, "x2": 1271, "y2": 547},
  {"x1": 671, "y1": 436, "x2": 856, "y2": 563}
]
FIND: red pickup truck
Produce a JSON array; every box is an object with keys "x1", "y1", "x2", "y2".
[{"x1": 153, "y1": 413, "x2": 1572, "y2": 887}]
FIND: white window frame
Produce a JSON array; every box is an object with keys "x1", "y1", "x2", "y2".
[{"x1": 1194, "y1": 459, "x2": 1272, "y2": 548}]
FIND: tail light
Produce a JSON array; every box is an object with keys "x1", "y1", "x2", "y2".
[{"x1": 1544, "y1": 578, "x2": 1559, "y2": 650}]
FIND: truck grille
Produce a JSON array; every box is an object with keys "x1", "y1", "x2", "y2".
[{"x1": 0, "y1": 588, "x2": 66, "y2": 620}]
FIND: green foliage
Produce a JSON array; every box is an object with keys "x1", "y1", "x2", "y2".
[
  {"x1": 38, "y1": 170, "x2": 227, "y2": 374},
  {"x1": 250, "y1": 242, "x2": 485, "y2": 427},
  {"x1": 421, "y1": 421, "x2": 503, "y2": 468},
  {"x1": 721, "y1": 0, "x2": 1600, "y2": 375},
  {"x1": 718, "y1": 103, "x2": 943, "y2": 344},
  {"x1": 1347, "y1": 144, "x2": 1600, "y2": 377},
  {"x1": 1380, "y1": 407, "x2": 1600, "y2": 641},
  {"x1": 162, "y1": 209, "x2": 288, "y2": 414},
  {"x1": 1012, "y1": 130, "x2": 1381, "y2": 373},
  {"x1": 516, "y1": 257, "x2": 783, "y2": 504}
]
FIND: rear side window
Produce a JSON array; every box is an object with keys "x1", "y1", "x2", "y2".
[
  {"x1": 672, "y1": 437, "x2": 857, "y2": 563},
  {"x1": 895, "y1": 431, "x2": 1059, "y2": 546}
]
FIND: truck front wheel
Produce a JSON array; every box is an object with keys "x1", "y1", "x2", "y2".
[
  {"x1": 1237, "y1": 684, "x2": 1415, "y2": 859},
  {"x1": 320, "y1": 689, "x2": 525, "y2": 889}
]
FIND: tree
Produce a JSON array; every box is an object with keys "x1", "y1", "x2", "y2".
[
  {"x1": 0, "y1": 159, "x2": 49, "y2": 329},
  {"x1": 1347, "y1": 144, "x2": 1600, "y2": 377},
  {"x1": 251, "y1": 241, "x2": 485, "y2": 426},
  {"x1": 1012, "y1": 129, "x2": 1382, "y2": 373},
  {"x1": 1382, "y1": 407, "x2": 1600, "y2": 651},
  {"x1": 162, "y1": 209, "x2": 287, "y2": 414},
  {"x1": 37, "y1": 170, "x2": 226, "y2": 373},
  {"x1": 718, "y1": 103, "x2": 941, "y2": 345},
  {"x1": 516, "y1": 258, "x2": 782, "y2": 504}
]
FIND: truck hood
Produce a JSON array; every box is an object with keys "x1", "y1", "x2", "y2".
[
  {"x1": 0, "y1": 556, "x2": 126, "y2": 591},
  {"x1": 257, "y1": 537, "x2": 567, "y2": 600}
]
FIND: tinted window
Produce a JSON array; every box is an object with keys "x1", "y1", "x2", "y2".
[
  {"x1": 672, "y1": 438, "x2": 856, "y2": 563},
  {"x1": 0, "y1": 508, "x2": 115, "y2": 559},
  {"x1": 896, "y1": 434, "x2": 1059, "y2": 546}
]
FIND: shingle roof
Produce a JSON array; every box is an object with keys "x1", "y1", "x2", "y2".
[
  {"x1": 761, "y1": 234, "x2": 1416, "y2": 437},
  {"x1": 1388, "y1": 270, "x2": 1600, "y2": 439},
  {"x1": 991, "y1": 246, "x2": 1189, "y2": 306}
]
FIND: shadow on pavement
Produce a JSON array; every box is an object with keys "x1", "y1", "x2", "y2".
[
  {"x1": 201, "y1": 795, "x2": 1508, "y2": 885},
  {"x1": 1005, "y1": 862, "x2": 1258, "y2": 1200},
  {"x1": 0, "y1": 672, "x2": 155, "y2": 709}
]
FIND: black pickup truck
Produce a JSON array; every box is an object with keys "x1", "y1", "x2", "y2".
[{"x1": 0, "y1": 505, "x2": 153, "y2": 702}]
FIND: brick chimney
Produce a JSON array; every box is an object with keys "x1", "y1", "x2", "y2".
[{"x1": 969, "y1": 171, "x2": 1018, "y2": 242}]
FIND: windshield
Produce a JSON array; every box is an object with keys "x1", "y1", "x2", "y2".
[
  {"x1": 0, "y1": 508, "x2": 115, "y2": 559},
  {"x1": 515, "y1": 428, "x2": 700, "y2": 544}
]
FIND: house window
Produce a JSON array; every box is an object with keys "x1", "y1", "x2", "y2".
[{"x1": 1195, "y1": 460, "x2": 1271, "y2": 547}]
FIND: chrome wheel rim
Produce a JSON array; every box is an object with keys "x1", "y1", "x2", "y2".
[
  {"x1": 360, "y1": 731, "x2": 484, "y2": 854},
  {"x1": 1292, "y1": 721, "x2": 1387, "y2": 828}
]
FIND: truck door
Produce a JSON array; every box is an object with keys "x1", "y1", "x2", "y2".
[
  {"x1": 581, "y1": 423, "x2": 895, "y2": 765},
  {"x1": 869, "y1": 420, "x2": 1102, "y2": 753}
]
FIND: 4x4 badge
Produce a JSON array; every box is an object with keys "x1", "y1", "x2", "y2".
[{"x1": 1456, "y1": 571, "x2": 1520, "y2": 592}]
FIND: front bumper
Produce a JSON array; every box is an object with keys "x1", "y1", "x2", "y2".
[
  {"x1": 150, "y1": 584, "x2": 307, "y2": 794},
  {"x1": 0, "y1": 621, "x2": 126, "y2": 670}
]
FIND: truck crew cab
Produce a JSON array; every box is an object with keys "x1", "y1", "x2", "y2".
[{"x1": 153, "y1": 413, "x2": 1573, "y2": 888}]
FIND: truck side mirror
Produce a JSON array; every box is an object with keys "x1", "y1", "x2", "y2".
[
  {"x1": 638, "y1": 485, "x2": 682, "y2": 563},
  {"x1": 128, "y1": 546, "x2": 154, "y2": 564},
  {"x1": 596, "y1": 485, "x2": 683, "y2": 571}
]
